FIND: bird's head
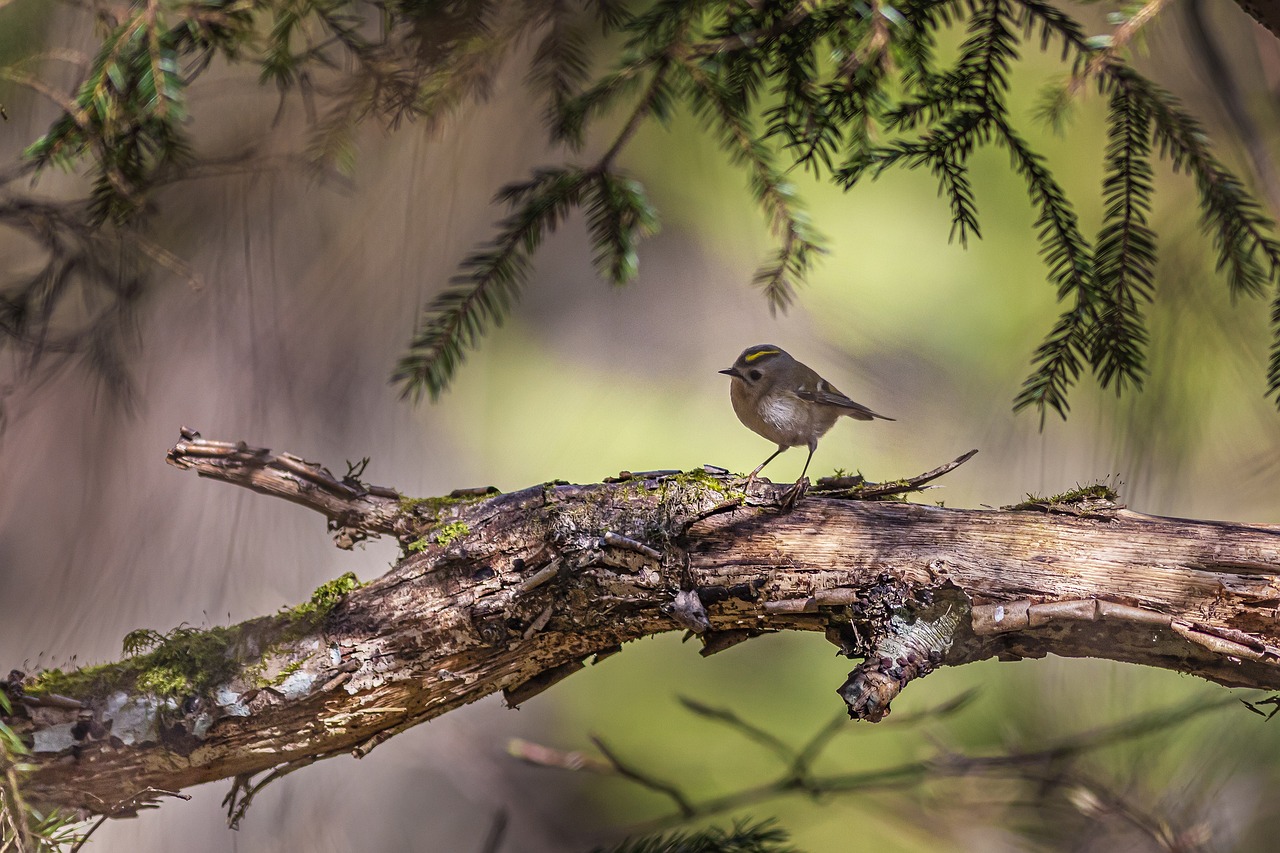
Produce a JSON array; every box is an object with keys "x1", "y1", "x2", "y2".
[{"x1": 718, "y1": 344, "x2": 790, "y2": 389}]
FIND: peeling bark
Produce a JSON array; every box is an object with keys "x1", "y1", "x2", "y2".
[{"x1": 5, "y1": 431, "x2": 1280, "y2": 817}]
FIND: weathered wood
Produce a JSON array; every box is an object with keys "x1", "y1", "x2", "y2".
[{"x1": 4, "y1": 433, "x2": 1280, "y2": 817}]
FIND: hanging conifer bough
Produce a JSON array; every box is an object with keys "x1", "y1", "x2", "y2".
[
  {"x1": 389, "y1": 0, "x2": 1280, "y2": 418},
  {"x1": 10, "y1": 1, "x2": 1280, "y2": 419}
]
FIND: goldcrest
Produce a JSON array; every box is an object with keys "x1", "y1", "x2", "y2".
[{"x1": 719, "y1": 344, "x2": 892, "y2": 485}]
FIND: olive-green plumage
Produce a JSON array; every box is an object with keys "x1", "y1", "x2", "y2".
[{"x1": 719, "y1": 344, "x2": 892, "y2": 485}]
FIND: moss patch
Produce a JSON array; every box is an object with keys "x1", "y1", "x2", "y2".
[
  {"x1": 1009, "y1": 482, "x2": 1120, "y2": 511},
  {"x1": 398, "y1": 495, "x2": 467, "y2": 518},
  {"x1": 670, "y1": 467, "x2": 741, "y2": 498},
  {"x1": 291, "y1": 571, "x2": 363, "y2": 620},
  {"x1": 29, "y1": 624, "x2": 245, "y2": 702},
  {"x1": 28, "y1": 573, "x2": 366, "y2": 703},
  {"x1": 398, "y1": 490, "x2": 495, "y2": 554},
  {"x1": 405, "y1": 521, "x2": 471, "y2": 553},
  {"x1": 435, "y1": 521, "x2": 470, "y2": 547}
]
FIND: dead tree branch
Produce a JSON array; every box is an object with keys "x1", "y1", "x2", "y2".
[
  {"x1": 1237, "y1": 0, "x2": 1280, "y2": 41},
  {"x1": 4, "y1": 431, "x2": 1280, "y2": 817}
]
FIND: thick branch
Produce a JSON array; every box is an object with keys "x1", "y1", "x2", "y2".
[
  {"x1": 6, "y1": 433, "x2": 1280, "y2": 817},
  {"x1": 1236, "y1": 0, "x2": 1280, "y2": 40}
]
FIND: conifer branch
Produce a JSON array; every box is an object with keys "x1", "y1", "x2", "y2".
[
  {"x1": 1271, "y1": 291, "x2": 1280, "y2": 405},
  {"x1": 1105, "y1": 62, "x2": 1280, "y2": 299},
  {"x1": 1091, "y1": 83, "x2": 1155, "y2": 393},
  {"x1": 683, "y1": 60, "x2": 824, "y2": 314},
  {"x1": 998, "y1": 115, "x2": 1096, "y2": 419},
  {"x1": 528, "y1": 0, "x2": 593, "y2": 131},
  {"x1": 391, "y1": 168, "x2": 592, "y2": 401},
  {"x1": 584, "y1": 171, "x2": 659, "y2": 285}
]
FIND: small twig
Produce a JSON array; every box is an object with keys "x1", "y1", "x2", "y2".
[
  {"x1": 19, "y1": 693, "x2": 83, "y2": 710},
  {"x1": 522, "y1": 603, "x2": 555, "y2": 639},
  {"x1": 507, "y1": 738, "x2": 614, "y2": 773},
  {"x1": 166, "y1": 428, "x2": 403, "y2": 545},
  {"x1": 604, "y1": 469, "x2": 682, "y2": 483},
  {"x1": 1049, "y1": 768, "x2": 1188, "y2": 852},
  {"x1": 221, "y1": 756, "x2": 322, "y2": 829},
  {"x1": 591, "y1": 736, "x2": 696, "y2": 818},
  {"x1": 813, "y1": 449, "x2": 978, "y2": 499},
  {"x1": 517, "y1": 561, "x2": 561, "y2": 593},
  {"x1": 450, "y1": 485, "x2": 500, "y2": 498},
  {"x1": 70, "y1": 789, "x2": 190, "y2": 852},
  {"x1": 620, "y1": 694, "x2": 1234, "y2": 835},
  {"x1": 1068, "y1": 0, "x2": 1171, "y2": 97},
  {"x1": 602, "y1": 532, "x2": 662, "y2": 560},
  {"x1": 790, "y1": 711, "x2": 847, "y2": 779},
  {"x1": 677, "y1": 697, "x2": 795, "y2": 766}
]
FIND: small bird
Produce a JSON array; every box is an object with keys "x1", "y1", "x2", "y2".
[{"x1": 719, "y1": 344, "x2": 893, "y2": 487}]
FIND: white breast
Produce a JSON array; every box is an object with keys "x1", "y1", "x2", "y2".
[{"x1": 760, "y1": 395, "x2": 809, "y2": 445}]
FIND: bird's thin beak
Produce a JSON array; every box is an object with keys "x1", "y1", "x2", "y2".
[{"x1": 718, "y1": 367, "x2": 741, "y2": 378}]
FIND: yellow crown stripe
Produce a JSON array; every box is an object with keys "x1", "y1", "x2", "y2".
[{"x1": 743, "y1": 349, "x2": 780, "y2": 363}]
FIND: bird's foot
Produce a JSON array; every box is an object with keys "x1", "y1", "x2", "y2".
[{"x1": 780, "y1": 477, "x2": 810, "y2": 512}]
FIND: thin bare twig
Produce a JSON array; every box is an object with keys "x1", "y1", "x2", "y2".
[
  {"x1": 515, "y1": 690, "x2": 1234, "y2": 839},
  {"x1": 591, "y1": 736, "x2": 696, "y2": 818},
  {"x1": 812, "y1": 448, "x2": 979, "y2": 498},
  {"x1": 1068, "y1": 0, "x2": 1172, "y2": 96},
  {"x1": 677, "y1": 697, "x2": 796, "y2": 766},
  {"x1": 69, "y1": 789, "x2": 190, "y2": 852}
]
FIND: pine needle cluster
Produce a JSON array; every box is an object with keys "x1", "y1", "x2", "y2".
[{"x1": 596, "y1": 819, "x2": 796, "y2": 853}]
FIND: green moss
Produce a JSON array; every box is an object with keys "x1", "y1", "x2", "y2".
[
  {"x1": 23, "y1": 571, "x2": 370, "y2": 704},
  {"x1": 398, "y1": 495, "x2": 466, "y2": 517},
  {"x1": 434, "y1": 521, "x2": 470, "y2": 547},
  {"x1": 404, "y1": 521, "x2": 472, "y2": 553},
  {"x1": 1009, "y1": 482, "x2": 1120, "y2": 511},
  {"x1": 27, "y1": 662, "x2": 130, "y2": 700},
  {"x1": 872, "y1": 478, "x2": 912, "y2": 491},
  {"x1": 26, "y1": 574, "x2": 365, "y2": 703},
  {"x1": 398, "y1": 491, "x2": 493, "y2": 554},
  {"x1": 670, "y1": 468, "x2": 741, "y2": 498},
  {"x1": 398, "y1": 490, "x2": 494, "y2": 521},
  {"x1": 292, "y1": 571, "x2": 363, "y2": 619},
  {"x1": 136, "y1": 665, "x2": 193, "y2": 696},
  {"x1": 29, "y1": 624, "x2": 244, "y2": 702}
]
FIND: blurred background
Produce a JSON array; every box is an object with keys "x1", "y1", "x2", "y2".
[{"x1": 2, "y1": 1, "x2": 1280, "y2": 850}]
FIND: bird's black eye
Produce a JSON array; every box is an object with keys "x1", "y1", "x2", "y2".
[{"x1": 748, "y1": 369, "x2": 763, "y2": 381}]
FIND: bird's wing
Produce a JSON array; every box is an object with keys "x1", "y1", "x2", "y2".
[{"x1": 794, "y1": 380, "x2": 894, "y2": 421}]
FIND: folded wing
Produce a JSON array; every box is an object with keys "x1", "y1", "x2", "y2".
[{"x1": 794, "y1": 380, "x2": 894, "y2": 421}]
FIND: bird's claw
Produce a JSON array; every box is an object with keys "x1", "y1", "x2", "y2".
[{"x1": 780, "y1": 477, "x2": 810, "y2": 512}]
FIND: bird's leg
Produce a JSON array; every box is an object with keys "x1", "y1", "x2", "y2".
[
  {"x1": 745, "y1": 445, "x2": 787, "y2": 490},
  {"x1": 781, "y1": 444, "x2": 817, "y2": 511},
  {"x1": 796, "y1": 442, "x2": 816, "y2": 484}
]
